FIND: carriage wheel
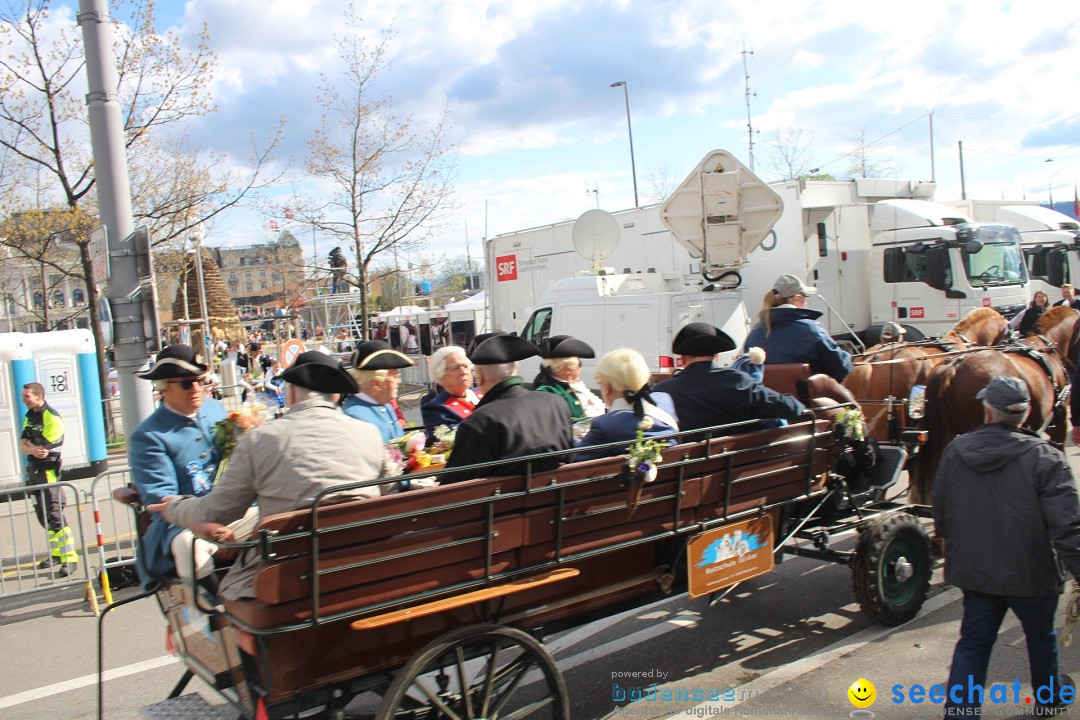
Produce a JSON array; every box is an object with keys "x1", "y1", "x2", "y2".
[
  {"x1": 851, "y1": 512, "x2": 931, "y2": 626},
  {"x1": 374, "y1": 624, "x2": 569, "y2": 720}
]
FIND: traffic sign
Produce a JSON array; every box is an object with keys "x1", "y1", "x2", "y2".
[
  {"x1": 281, "y1": 339, "x2": 307, "y2": 368},
  {"x1": 89, "y1": 226, "x2": 109, "y2": 285}
]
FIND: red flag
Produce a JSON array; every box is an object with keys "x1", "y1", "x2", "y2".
[
  {"x1": 269, "y1": 221, "x2": 279, "y2": 231},
  {"x1": 284, "y1": 207, "x2": 295, "y2": 220}
]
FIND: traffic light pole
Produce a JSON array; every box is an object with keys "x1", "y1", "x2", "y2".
[{"x1": 78, "y1": 0, "x2": 154, "y2": 434}]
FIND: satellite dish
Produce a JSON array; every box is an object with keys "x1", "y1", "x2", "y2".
[{"x1": 572, "y1": 209, "x2": 620, "y2": 273}]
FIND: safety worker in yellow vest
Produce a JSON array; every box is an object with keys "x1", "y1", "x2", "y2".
[{"x1": 20, "y1": 382, "x2": 78, "y2": 577}]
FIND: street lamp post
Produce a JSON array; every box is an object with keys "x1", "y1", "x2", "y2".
[{"x1": 610, "y1": 81, "x2": 639, "y2": 208}]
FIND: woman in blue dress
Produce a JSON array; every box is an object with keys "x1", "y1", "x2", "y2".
[{"x1": 575, "y1": 348, "x2": 679, "y2": 461}]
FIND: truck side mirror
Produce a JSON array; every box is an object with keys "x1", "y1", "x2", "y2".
[
  {"x1": 962, "y1": 239, "x2": 983, "y2": 254},
  {"x1": 926, "y1": 247, "x2": 949, "y2": 291},
  {"x1": 1048, "y1": 251, "x2": 1066, "y2": 287}
]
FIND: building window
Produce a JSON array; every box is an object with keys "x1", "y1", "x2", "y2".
[
  {"x1": 260, "y1": 282, "x2": 268, "y2": 290},
  {"x1": 246, "y1": 283, "x2": 253, "y2": 292},
  {"x1": 72, "y1": 288, "x2": 85, "y2": 306},
  {"x1": 33, "y1": 292, "x2": 44, "y2": 310}
]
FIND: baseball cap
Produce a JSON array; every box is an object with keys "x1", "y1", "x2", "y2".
[
  {"x1": 976, "y1": 376, "x2": 1030, "y2": 414},
  {"x1": 772, "y1": 274, "x2": 818, "y2": 299}
]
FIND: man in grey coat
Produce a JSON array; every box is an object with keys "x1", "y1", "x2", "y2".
[
  {"x1": 934, "y1": 376, "x2": 1080, "y2": 717},
  {"x1": 150, "y1": 351, "x2": 394, "y2": 601}
]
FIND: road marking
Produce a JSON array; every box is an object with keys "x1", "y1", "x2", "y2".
[
  {"x1": 663, "y1": 587, "x2": 963, "y2": 718},
  {"x1": 0, "y1": 655, "x2": 178, "y2": 710}
]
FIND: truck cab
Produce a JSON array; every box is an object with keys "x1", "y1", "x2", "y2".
[
  {"x1": 868, "y1": 200, "x2": 1028, "y2": 335},
  {"x1": 944, "y1": 201, "x2": 1080, "y2": 300}
]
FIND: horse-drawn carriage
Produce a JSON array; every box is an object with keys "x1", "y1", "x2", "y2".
[{"x1": 102, "y1": 386, "x2": 933, "y2": 720}]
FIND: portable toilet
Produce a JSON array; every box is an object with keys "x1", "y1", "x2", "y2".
[
  {"x1": 0, "y1": 332, "x2": 33, "y2": 489},
  {"x1": 6, "y1": 329, "x2": 108, "y2": 483}
]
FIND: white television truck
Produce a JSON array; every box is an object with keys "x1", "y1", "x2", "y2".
[
  {"x1": 943, "y1": 200, "x2": 1080, "y2": 300},
  {"x1": 489, "y1": 151, "x2": 1030, "y2": 370}
]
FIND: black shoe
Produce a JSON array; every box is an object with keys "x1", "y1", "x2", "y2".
[
  {"x1": 55, "y1": 562, "x2": 77, "y2": 578},
  {"x1": 37, "y1": 557, "x2": 57, "y2": 569}
]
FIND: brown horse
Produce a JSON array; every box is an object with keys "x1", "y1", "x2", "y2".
[
  {"x1": 909, "y1": 307, "x2": 1079, "y2": 504},
  {"x1": 843, "y1": 308, "x2": 1008, "y2": 440}
]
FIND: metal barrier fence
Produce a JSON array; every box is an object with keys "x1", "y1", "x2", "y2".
[
  {"x1": 0, "y1": 466, "x2": 139, "y2": 608},
  {"x1": 0, "y1": 480, "x2": 91, "y2": 600}
]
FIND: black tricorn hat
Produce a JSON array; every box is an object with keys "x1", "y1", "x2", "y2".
[
  {"x1": 468, "y1": 335, "x2": 539, "y2": 365},
  {"x1": 136, "y1": 344, "x2": 208, "y2": 380},
  {"x1": 466, "y1": 331, "x2": 508, "y2": 357},
  {"x1": 538, "y1": 335, "x2": 596, "y2": 359},
  {"x1": 350, "y1": 340, "x2": 415, "y2": 371},
  {"x1": 280, "y1": 350, "x2": 358, "y2": 394},
  {"x1": 672, "y1": 322, "x2": 737, "y2": 355}
]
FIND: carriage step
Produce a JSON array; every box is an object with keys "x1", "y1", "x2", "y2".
[
  {"x1": 141, "y1": 693, "x2": 239, "y2": 720},
  {"x1": 868, "y1": 444, "x2": 908, "y2": 491}
]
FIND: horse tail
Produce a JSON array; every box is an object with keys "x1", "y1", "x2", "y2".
[{"x1": 911, "y1": 357, "x2": 959, "y2": 504}]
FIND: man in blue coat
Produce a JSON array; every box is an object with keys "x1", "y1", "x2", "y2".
[
  {"x1": 130, "y1": 344, "x2": 228, "y2": 587},
  {"x1": 342, "y1": 340, "x2": 416, "y2": 443},
  {"x1": 654, "y1": 323, "x2": 805, "y2": 435}
]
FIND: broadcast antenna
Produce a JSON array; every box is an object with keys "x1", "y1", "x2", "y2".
[{"x1": 742, "y1": 44, "x2": 756, "y2": 171}]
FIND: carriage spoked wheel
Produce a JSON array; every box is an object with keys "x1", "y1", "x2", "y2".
[
  {"x1": 374, "y1": 624, "x2": 569, "y2": 720},
  {"x1": 851, "y1": 512, "x2": 932, "y2": 626}
]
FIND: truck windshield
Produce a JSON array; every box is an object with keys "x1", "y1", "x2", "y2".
[{"x1": 962, "y1": 239, "x2": 1027, "y2": 288}]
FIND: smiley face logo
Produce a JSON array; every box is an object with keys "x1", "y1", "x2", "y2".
[{"x1": 848, "y1": 678, "x2": 876, "y2": 708}]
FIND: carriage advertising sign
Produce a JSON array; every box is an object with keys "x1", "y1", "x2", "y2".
[{"x1": 687, "y1": 516, "x2": 774, "y2": 598}]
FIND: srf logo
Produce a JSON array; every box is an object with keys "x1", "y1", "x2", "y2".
[{"x1": 496, "y1": 254, "x2": 517, "y2": 281}]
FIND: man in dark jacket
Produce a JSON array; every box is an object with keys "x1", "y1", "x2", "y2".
[
  {"x1": 442, "y1": 335, "x2": 573, "y2": 483},
  {"x1": 934, "y1": 376, "x2": 1080, "y2": 717},
  {"x1": 654, "y1": 323, "x2": 805, "y2": 435}
]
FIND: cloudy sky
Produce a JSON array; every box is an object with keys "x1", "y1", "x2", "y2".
[{"x1": 55, "y1": 0, "x2": 1080, "y2": 269}]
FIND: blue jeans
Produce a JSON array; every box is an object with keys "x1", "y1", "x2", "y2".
[{"x1": 944, "y1": 590, "x2": 1061, "y2": 717}]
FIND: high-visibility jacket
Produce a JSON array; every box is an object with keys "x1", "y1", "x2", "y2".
[{"x1": 22, "y1": 402, "x2": 64, "y2": 479}]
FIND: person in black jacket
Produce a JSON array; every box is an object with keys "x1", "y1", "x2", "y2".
[
  {"x1": 442, "y1": 335, "x2": 573, "y2": 483},
  {"x1": 934, "y1": 376, "x2": 1080, "y2": 717},
  {"x1": 1053, "y1": 284, "x2": 1080, "y2": 311},
  {"x1": 1008, "y1": 291, "x2": 1050, "y2": 337},
  {"x1": 653, "y1": 323, "x2": 805, "y2": 436}
]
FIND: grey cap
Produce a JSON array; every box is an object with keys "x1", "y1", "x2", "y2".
[
  {"x1": 772, "y1": 274, "x2": 817, "y2": 299},
  {"x1": 881, "y1": 321, "x2": 907, "y2": 341},
  {"x1": 976, "y1": 375, "x2": 1030, "y2": 414}
]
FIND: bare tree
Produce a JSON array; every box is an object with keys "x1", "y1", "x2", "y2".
[
  {"x1": 763, "y1": 127, "x2": 816, "y2": 182},
  {"x1": 305, "y1": 7, "x2": 457, "y2": 338},
  {"x1": 845, "y1": 129, "x2": 896, "y2": 179},
  {"x1": 641, "y1": 158, "x2": 683, "y2": 204},
  {"x1": 0, "y1": 0, "x2": 282, "y2": 392},
  {"x1": 0, "y1": 207, "x2": 89, "y2": 330}
]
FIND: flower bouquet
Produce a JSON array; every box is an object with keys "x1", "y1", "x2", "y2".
[
  {"x1": 626, "y1": 417, "x2": 667, "y2": 484},
  {"x1": 834, "y1": 408, "x2": 867, "y2": 442},
  {"x1": 388, "y1": 431, "x2": 439, "y2": 475},
  {"x1": 212, "y1": 401, "x2": 268, "y2": 483}
]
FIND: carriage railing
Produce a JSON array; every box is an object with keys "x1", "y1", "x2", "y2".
[{"x1": 209, "y1": 408, "x2": 844, "y2": 636}]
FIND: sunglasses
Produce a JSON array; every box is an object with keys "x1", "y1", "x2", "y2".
[{"x1": 167, "y1": 378, "x2": 211, "y2": 390}]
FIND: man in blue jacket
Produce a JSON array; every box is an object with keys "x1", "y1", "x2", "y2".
[
  {"x1": 130, "y1": 344, "x2": 229, "y2": 588},
  {"x1": 934, "y1": 376, "x2": 1080, "y2": 717},
  {"x1": 654, "y1": 322, "x2": 804, "y2": 435}
]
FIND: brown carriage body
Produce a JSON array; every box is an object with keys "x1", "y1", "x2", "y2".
[{"x1": 150, "y1": 418, "x2": 836, "y2": 713}]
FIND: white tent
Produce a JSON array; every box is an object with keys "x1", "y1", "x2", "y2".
[
  {"x1": 443, "y1": 290, "x2": 485, "y2": 311},
  {"x1": 380, "y1": 305, "x2": 429, "y2": 316}
]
